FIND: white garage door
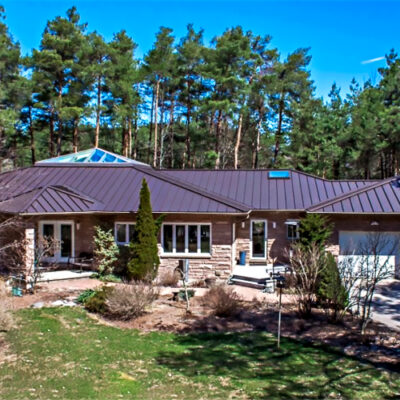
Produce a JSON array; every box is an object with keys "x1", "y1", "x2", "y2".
[{"x1": 339, "y1": 231, "x2": 400, "y2": 278}]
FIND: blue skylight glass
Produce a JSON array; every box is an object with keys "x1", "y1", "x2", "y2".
[
  {"x1": 36, "y1": 148, "x2": 149, "y2": 166},
  {"x1": 268, "y1": 171, "x2": 290, "y2": 179}
]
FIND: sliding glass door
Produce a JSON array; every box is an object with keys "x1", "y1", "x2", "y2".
[{"x1": 39, "y1": 221, "x2": 75, "y2": 262}]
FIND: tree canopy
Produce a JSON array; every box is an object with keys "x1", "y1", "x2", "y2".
[{"x1": 0, "y1": 6, "x2": 399, "y2": 179}]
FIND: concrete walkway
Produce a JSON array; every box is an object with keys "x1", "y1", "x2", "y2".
[
  {"x1": 371, "y1": 280, "x2": 400, "y2": 331},
  {"x1": 38, "y1": 270, "x2": 94, "y2": 282}
]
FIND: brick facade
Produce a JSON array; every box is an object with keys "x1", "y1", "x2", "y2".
[{"x1": 27, "y1": 211, "x2": 400, "y2": 280}]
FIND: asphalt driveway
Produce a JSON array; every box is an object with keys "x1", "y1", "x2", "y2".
[{"x1": 371, "y1": 280, "x2": 400, "y2": 331}]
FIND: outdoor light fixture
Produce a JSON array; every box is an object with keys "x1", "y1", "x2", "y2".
[
  {"x1": 272, "y1": 222, "x2": 277, "y2": 229},
  {"x1": 76, "y1": 222, "x2": 81, "y2": 230},
  {"x1": 370, "y1": 221, "x2": 379, "y2": 226},
  {"x1": 241, "y1": 221, "x2": 245, "y2": 228}
]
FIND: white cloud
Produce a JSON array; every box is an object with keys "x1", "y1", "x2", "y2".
[{"x1": 361, "y1": 56, "x2": 385, "y2": 64}]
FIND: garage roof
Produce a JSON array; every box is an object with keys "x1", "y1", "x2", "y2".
[{"x1": 308, "y1": 178, "x2": 400, "y2": 213}]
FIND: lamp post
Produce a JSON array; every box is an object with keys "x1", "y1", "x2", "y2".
[{"x1": 274, "y1": 274, "x2": 285, "y2": 350}]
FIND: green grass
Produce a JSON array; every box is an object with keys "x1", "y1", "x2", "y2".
[{"x1": 1, "y1": 307, "x2": 399, "y2": 399}]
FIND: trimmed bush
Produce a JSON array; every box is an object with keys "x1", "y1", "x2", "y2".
[
  {"x1": 207, "y1": 285, "x2": 241, "y2": 318},
  {"x1": 76, "y1": 289, "x2": 95, "y2": 304},
  {"x1": 158, "y1": 269, "x2": 180, "y2": 287},
  {"x1": 127, "y1": 179, "x2": 160, "y2": 281},
  {"x1": 106, "y1": 283, "x2": 158, "y2": 320},
  {"x1": 316, "y1": 252, "x2": 348, "y2": 321},
  {"x1": 93, "y1": 226, "x2": 119, "y2": 276},
  {"x1": 84, "y1": 286, "x2": 114, "y2": 314}
]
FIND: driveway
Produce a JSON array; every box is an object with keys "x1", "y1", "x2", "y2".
[{"x1": 371, "y1": 280, "x2": 400, "y2": 331}]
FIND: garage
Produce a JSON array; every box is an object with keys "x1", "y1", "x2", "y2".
[{"x1": 339, "y1": 231, "x2": 400, "y2": 278}]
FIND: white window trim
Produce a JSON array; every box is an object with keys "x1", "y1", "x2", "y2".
[
  {"x1": 161, "y1": 223, "x2": 212, "y2": 257},
  {"x1": 114, "y1": 222, "x2": 136, "y2": 245},
  {"x1": 39, "y1": 220, "x2": 75, "y2": 262},
  {"x1": 285, "y1": 219, "x2": 300, "y2": 240},
  {"x1": 250, "y1": 219, "x2": 268, "y2": 260}
]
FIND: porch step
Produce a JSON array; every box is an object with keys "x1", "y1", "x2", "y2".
[
  {"x1": 228, "y1": 275, "x2": 275, "y2": 292},
  {"x1": 37, "y1": 270, "x2": 95, "y2": 282}
]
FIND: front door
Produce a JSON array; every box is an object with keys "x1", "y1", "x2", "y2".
[{"x1": 39, "y1": 221, "x2": 75, "y2": 262}]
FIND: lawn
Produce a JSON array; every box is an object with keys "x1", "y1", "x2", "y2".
[{"x1": 1, "y1": 308, "x2": 399, "y2": 400}]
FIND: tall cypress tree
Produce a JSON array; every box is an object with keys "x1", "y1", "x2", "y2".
[{"x1": 127, "y1": 179, "x2": 160, "y2": 281}]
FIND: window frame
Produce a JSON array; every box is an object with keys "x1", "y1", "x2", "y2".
[
  {"x1": 286, "y1": 220, "x2": 300, "y2": 241},
  {"x1": 250, "y1": 219, "x2": 268, "y2": 260},
  {"x1": 114, "y1": 222, "x2": 136, "y2": 245},
  {"x1": 161, "y1": 223, "x2": 212, "y2": 256}
]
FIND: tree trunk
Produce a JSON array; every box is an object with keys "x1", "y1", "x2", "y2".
[
  {"x1": 95, "y1": 75, "x2": 101, "y2": 148},
  {"x1": 122, "y1": 119, "x2": 129, "y2": 157},
  {"x1": 57, "y1": 84, "x2": 63, "y2": 156},
  {"x1": 273, "y1": 96, "x2": 284, "y2": 165},
  {"x1": 215, "y1": 110, "x2": 222, "y2": 169},
  {"x1": 133, "y1": 110, "x2": 138, "y2": 160},
  {"x1": 168, "y1": 95, "x2": 175, "y2": 168},
  {"x1": 147, "y1": 89, "x2": 155, "y2": 164},
  {"x1": 184, "y1": 83, "x2": 192, "y2": 168},
  {"x1": 128, "y1": 118, "x2": 132, "y2": 158},
  {"x1": 49, "y1": 112, "x2": 55, "y2": 157},
  {"x1": 234, "y1": 113, "x2": 243, "y2": 169},
  {"x1": 28, "y1": 106, "x2": 36, "y2": 165},
  {"x1": 57, "y1": 119, "x2": 62, "y2": 156},
  {"x1": 72, "y1": 118, "x2": 79, "y2": 153},
  {"x1": 252, "y1": 119, "x2": 262, "y2": 169},
  {"x1": 153, "y1": 79, "x2": 160, "y2": 168}
]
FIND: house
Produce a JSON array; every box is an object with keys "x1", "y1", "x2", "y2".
[{"x1": 0, "y1": 148, "x2": 399, "y2": 281}]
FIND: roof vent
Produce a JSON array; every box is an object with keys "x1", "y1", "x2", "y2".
[{"x1": 268, "y1": 171, "x2": 290, "y2": 179}]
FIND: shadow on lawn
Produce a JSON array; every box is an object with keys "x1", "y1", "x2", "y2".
[{"x1": 156, "y1": 332, "x2": 400, "y2": 399}]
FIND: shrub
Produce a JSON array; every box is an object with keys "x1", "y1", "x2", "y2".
[
  {"x1": 0, "y1": 280, "x2": 14, "y2": 331},
  {"x1": 207, "y1": 285, "x2": 241, "y2": 318},
  {"x1": 76, "y1": 289, "x2": 96, "y2": 304},
  {"x1": 84, "y1": 286, "x2": 114, "y2": 314},
  {"x1": 158, "y1": 269, "x2": 180, "y2": 287},
  {"x1": 317, "y1": 252, "x2": 348, "y2": 322},
  {"x1": 298, "y1": 213, "x2": 333, "y2": 250},
  {"x1": 93, "y1": 226, "x2": 119, "y2": 276},
  {"x1": 106, "y1": 283, "x2": 158, "y2": 320},
  {"x1": 127, "y1": 179, "x2": 160, "y2": 281}
]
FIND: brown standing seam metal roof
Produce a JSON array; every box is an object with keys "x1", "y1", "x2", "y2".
[
  {"x1": 0, "y1": 165, "x2": 247, "y2": 214},
  {"x1": 0, "y1": 162, "x2": 398, "y2": 215},
  {"x1": 161, "y1": 169, "x2": 378, "y2": 210},
  {"x1": 307, "y1": 178, "x2": 400, "y2": 213}
]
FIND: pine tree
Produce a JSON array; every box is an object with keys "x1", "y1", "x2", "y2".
[
  {"x1": 0, "y1": 6, "x2": 22, "y2": 169},
  {"x1": 127, "y1": 179, "x2": 160, "y2": 281},
  {"x1": 299, "y1": 213, "x2": 333, "y2": 250}
]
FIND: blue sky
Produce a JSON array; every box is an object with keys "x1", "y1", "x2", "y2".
[{"x1": 2, "y1": 0, "x2": 400, "y2": 99}]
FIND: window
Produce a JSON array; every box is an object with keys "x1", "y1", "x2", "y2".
[
  {"x1": 251, "y1": 220, "x2": 267, "y2": 259},
  {"x1": 286, "y1": 220, "x2": 300, "y2": 240},
  {"x1": 115, "y1": 223, "x2": 136, "y2": 245},
  {"x1": 162, "y1": 224, "x2": 211, "y2": 254}
]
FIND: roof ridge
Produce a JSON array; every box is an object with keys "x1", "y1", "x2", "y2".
[
  {"x1": 47, "y1": 185, "x2": 97, "y2": 204},
  {"x1": 162, "y1": 168, "x2": 381, "y2": 184},
  {"x1": 132, "y1": 165, "x2": 250, "y2": 212},
  {"x1": 307, "y1": 178, "x2": 394, "y2": 212}
]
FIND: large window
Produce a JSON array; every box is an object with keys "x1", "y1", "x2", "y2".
[
  {"x1": 115, "y1": 223, "x2": 136, "y2": 245},
  {"x1": 251, "y1": 220, "x2": 267, "y2": 259},
  {"x1": 162, "y1": 224, "x2": 211, "y2": 255}
]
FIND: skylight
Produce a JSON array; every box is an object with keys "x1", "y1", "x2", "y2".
[
  {"x1": 268, "y1": 171, "x2": 290, "y2": 179},
  {"x1": 36, "y1": 148, "x2": 148, "y2": 166}
]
